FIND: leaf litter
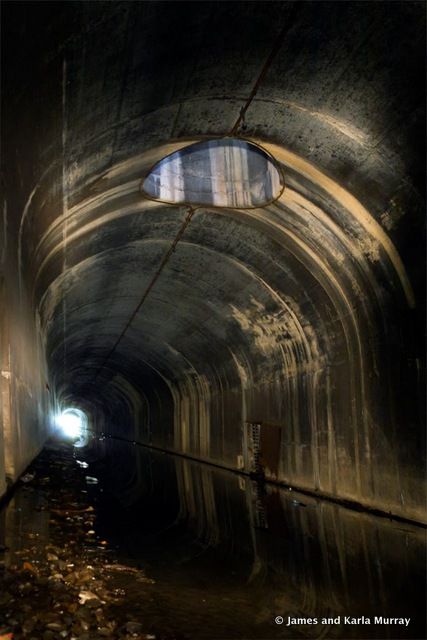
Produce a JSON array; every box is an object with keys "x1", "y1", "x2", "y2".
[{"x1": 0, "y1": 444, "x2": 166, "y2": 640}]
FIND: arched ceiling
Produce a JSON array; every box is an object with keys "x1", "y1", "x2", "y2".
[
  {"x1": 34, "y1": 134, "x2": 417, "y2": 430},
  {"x1": 2, "y1": 1, "x2": 425, "y2": 507}
]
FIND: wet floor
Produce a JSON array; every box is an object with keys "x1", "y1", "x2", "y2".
[{"x1": 0, "y1": 439, "x2": 425, "y2": 640}]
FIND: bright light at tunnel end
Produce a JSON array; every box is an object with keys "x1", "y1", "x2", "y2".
[{"x1": 56, "y1": 409, "x2": 85, "y2": 439}]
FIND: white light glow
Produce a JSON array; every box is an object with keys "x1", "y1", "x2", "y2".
[{"x1": 56, "y1": 410, "x2": 83, "y2": 439}]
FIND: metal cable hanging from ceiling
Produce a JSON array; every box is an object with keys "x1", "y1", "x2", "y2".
[
  {"x1": 229, "y1": 4, "x2": 299, "y2": 136},
  {"x1": 87, "y1": 8, "x2": 296, "y2": 385},
  {"x1": 91, "y1": 206, "x2": 196, "y2": 384}
]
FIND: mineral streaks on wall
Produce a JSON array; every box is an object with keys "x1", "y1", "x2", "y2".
[
  {"x1": 31, "y1": 138, "x2": 423, "y2": 522},
  {"x1": 1, "y1": 2, "x2": 424, "y2": 522}
]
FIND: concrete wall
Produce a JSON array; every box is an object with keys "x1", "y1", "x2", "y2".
[
  {"x1": 1, "y1": 2, "x2": 425, "y2": 520},
  {"x1": 0, "y1": 209, "x2": 50, "y2": 496}
]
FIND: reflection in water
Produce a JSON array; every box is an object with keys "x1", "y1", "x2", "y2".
[
  {"x1": 0, "y1": 439, "x2": 425, "y2": 639},
  {"x1": 94, "y1": 439, "x2": 426, "y2": 639}
]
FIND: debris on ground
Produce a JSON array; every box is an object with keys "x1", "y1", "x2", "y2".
[
  {"x1": 0, "y1": 445, "x2": 163, "y2": 640},
  {"x1": 20, "y1": 473, "x2": 35, "y2": 484}
]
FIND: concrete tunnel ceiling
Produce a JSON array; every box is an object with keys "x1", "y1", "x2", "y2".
[{"x1": 5, "y1": 1, "x2": 425, "y2": 520}]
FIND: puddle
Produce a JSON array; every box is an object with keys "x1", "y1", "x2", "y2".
[{"x1": 0, "y1": 440, "x2": 425, "y2": 639}]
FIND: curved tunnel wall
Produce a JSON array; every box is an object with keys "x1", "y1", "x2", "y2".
[{"x1": 1, "y1": 2, "x2": 425, "y2": 521}]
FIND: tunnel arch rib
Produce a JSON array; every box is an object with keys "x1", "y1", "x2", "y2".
[{"x1": 28, "y1": 138, "x2": 421, "y2": 520}]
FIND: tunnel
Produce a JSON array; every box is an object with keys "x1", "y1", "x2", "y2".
[{"x1": 0, "y1": 2, "x2": 425, "y2": 639}]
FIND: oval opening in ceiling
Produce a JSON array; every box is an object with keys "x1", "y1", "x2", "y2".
[{"x1": 141, "y1": 138, "x2": 284, "y2": 208}]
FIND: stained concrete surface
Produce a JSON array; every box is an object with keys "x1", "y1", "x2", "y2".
[
  {"x1": 0, "y1": 438, "x2": 425, "y2": 639},
  {"x1": 0, "y1": 5, "x2": 426, "y2": 638},
  {"x1": 1, "y1": 1, "x2": 425, "y2": 523}
]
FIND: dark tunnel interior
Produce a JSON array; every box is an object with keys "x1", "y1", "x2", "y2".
[{"x1": 0, "y1": 2, "x2": 425, "y2": 639}]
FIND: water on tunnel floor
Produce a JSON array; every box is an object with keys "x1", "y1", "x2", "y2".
[{"x1": 0, "y1": 439, "x2": 425, "y2": 640}]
